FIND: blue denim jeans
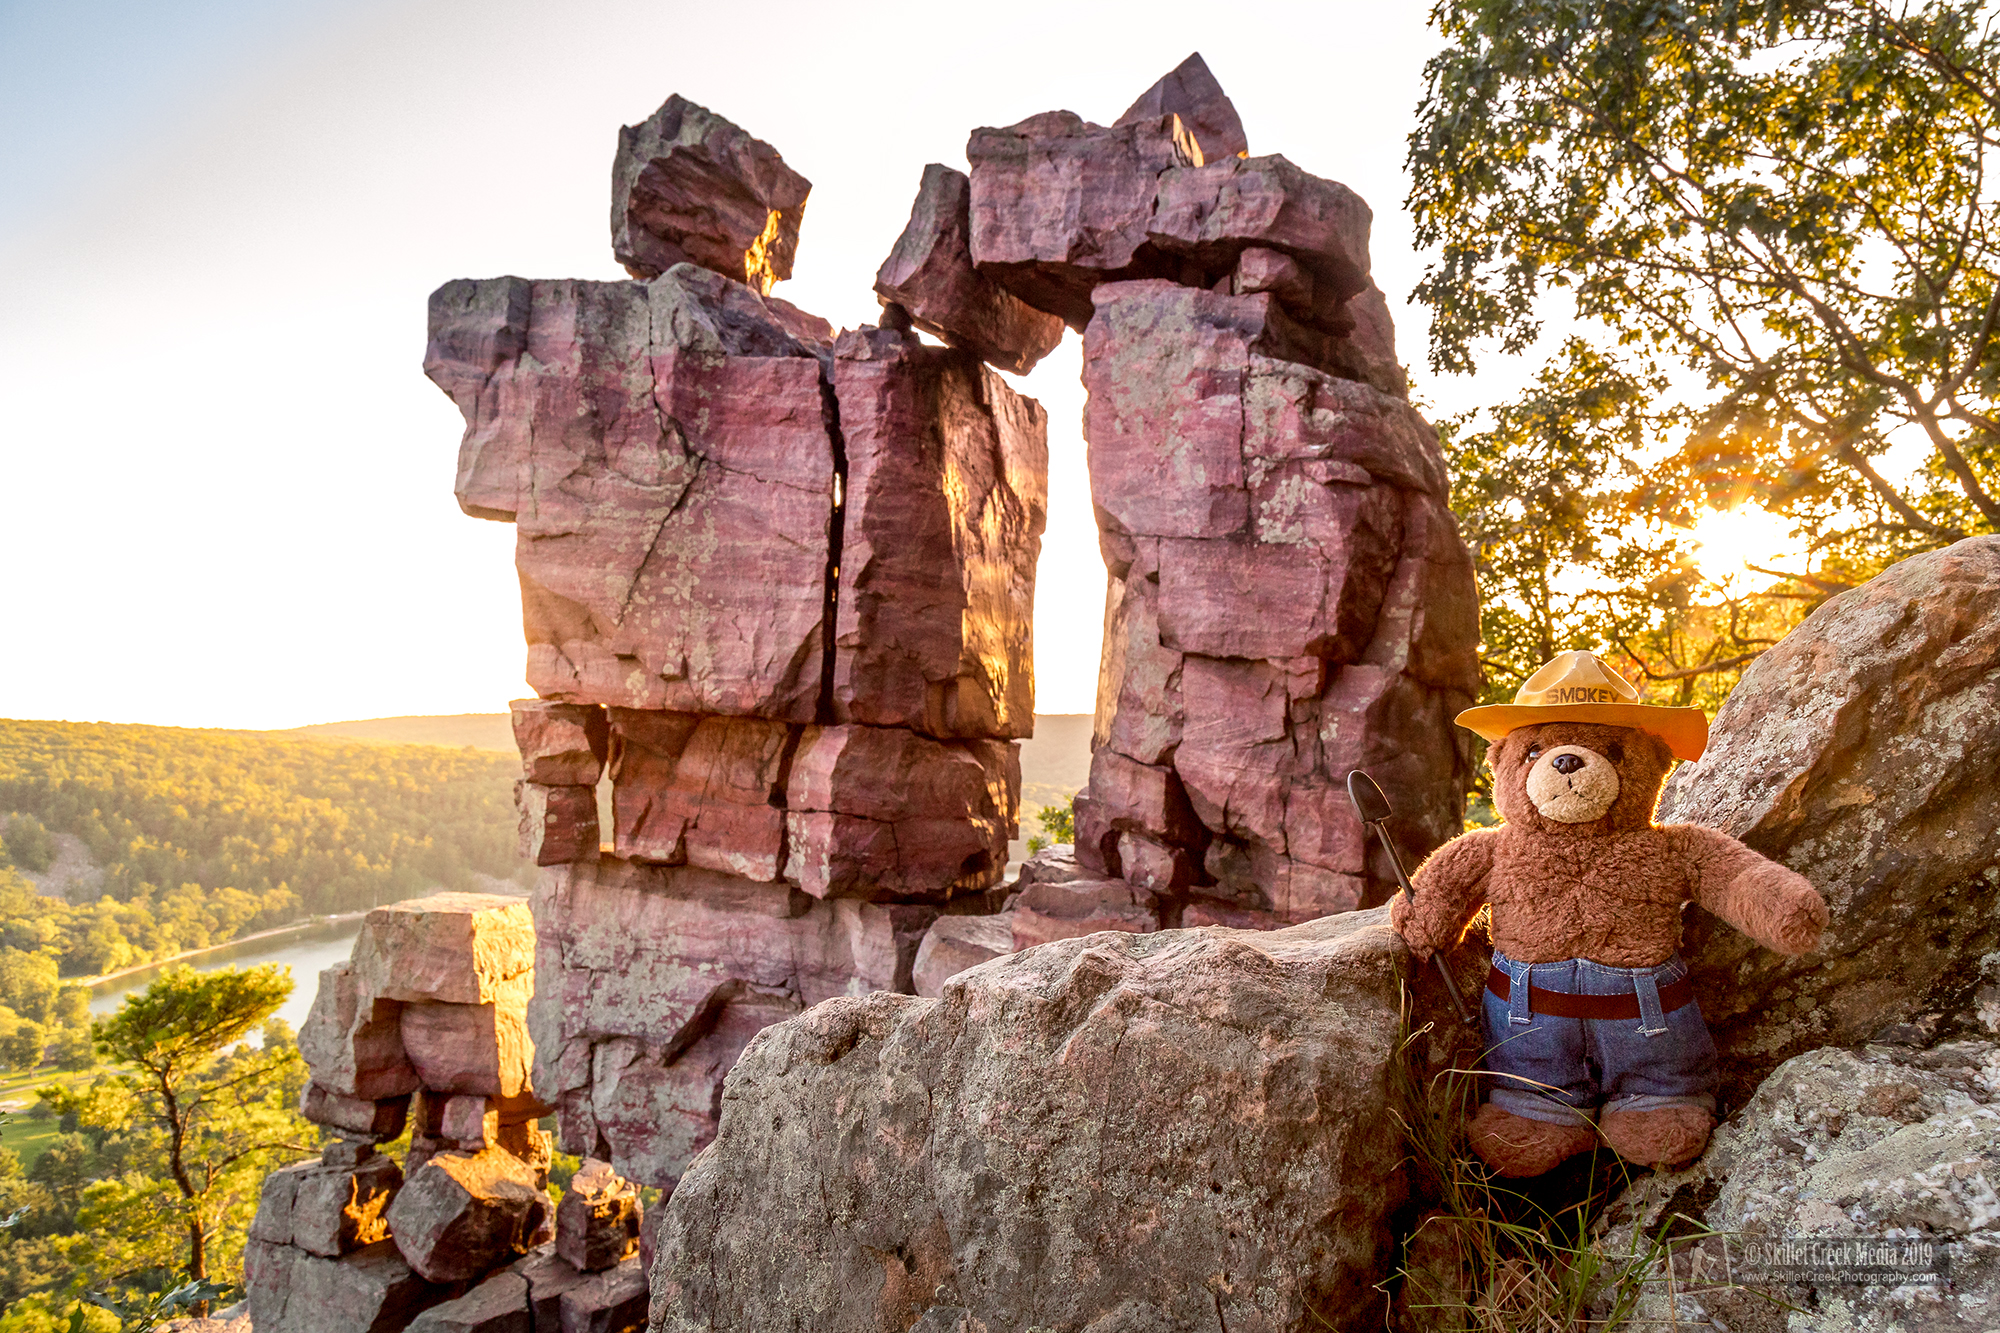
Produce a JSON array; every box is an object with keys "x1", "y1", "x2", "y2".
[{"x1": 1482, "y1": 949, "x2": 1719, "y2": 1127}]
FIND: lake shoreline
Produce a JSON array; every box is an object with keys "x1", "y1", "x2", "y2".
[{"x1": 78, "y1": 911, "x2": 372, "y2": 990}]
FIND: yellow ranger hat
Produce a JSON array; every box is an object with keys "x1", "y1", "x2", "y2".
[{"x1": 1454, "y1": 650, "x2": 1709, "y2": 761}]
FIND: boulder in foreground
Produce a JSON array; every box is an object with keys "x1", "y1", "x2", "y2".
[{"x1": 649, "y1": 908, "x2": 1414, "y2": 1332}]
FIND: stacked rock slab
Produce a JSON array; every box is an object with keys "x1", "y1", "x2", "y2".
[
  {"x1": 250, "y1": 894, "x2": 561, "y2": 1333},
  {"x1": 884, "y1": 54, "x2": 1476, "y2": 974},
  {"x1": 428, "y1": 95, "x2": 1045, "y2": 1190}
]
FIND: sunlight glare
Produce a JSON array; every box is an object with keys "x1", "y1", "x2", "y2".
[{"x1": 1684, "y1": 505, "x2": 1804, "y2": 593}]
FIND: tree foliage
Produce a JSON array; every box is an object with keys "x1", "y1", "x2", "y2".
[
  {"x1": 82, "y1": 966, "x2": 311, "y2": 1287},
  {"x1": 1412, "y1": 0, "x2": 2000, "y2": 697},
  {"x1": 0, "y1": 721, "x2": 524, "y2": 979}
]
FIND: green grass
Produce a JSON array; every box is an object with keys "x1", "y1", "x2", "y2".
[{"x1": 0, "y1": 1067, "x2": 105, "y2": 1169}]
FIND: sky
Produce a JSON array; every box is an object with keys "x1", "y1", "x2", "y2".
[{"x1": 1, "y1": 0, "x2": 1495, "y2": 729}]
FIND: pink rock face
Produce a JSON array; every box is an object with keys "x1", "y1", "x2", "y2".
[
  {"x1": 605, "y1": 712, "x2": 791, "y2": 879},
  {"x1": 350, "y1": 893, "x2": 535, "y2": 1007},
  {"x1": 426, "y1": 268, "x2": 836, "y2": 720},
  {"x1": 526, "y1": 858, "x2": 920, "y2": 1186},
  {"x1": 783, "y1": 724, "x2": 1019, "y2": 900},
  {"x1": 402, "y1": 996, "x2": 536, "y2": 1100},
  {"x1": 300, "y1": 1084, "x2": 410, "y2": 1141},
  {"x1": 610, "y1": 94, "x2": 811, "y2": 291},
  {"x1": 875, "y1": 165, "x2": 1066, "y2": 376},
  {"x1": 1116, "y1": 52, "x2": 1247, "y2": 163},
  {"x1": 516, "y1": 782, "x2": 599, "y2": 867},
  {"x1": 387, "y1": 1149, "x2": 551, "y2": 1284},
  {"x1": 1232, "y1": 247, "x2": 1312, "y2": 311},
  {"x1": 910, "y1": 913, "x2": 1015, "y2": 998},
  {"x1": 511, "y1": 701, "x2": 609, "y2": 786},
  {"x1": 831, "y1": 330, "x2": 1048, "y2": 741},
  {"x1": 1149, "y1": 155, "x2": 1371, "y2": 326},
  {"x1": 298, "y1": 963, "x2": 418, "y2": 1101},
  {"x1": 966, "y1": 110, "x2": 1194, "y2": 329},
  {"x1": 1078, "y1": 274, "x2": 1475, "y2": 918},
  {"x1": 1009, "y1": 878, "x2": 1159, "y2": 950}
]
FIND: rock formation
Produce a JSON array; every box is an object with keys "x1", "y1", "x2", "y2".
[
  {"x1": 249, "y1": 894, "x2": 558, "y2": 1332},
  {"x1": 650, "y1": 909, "x2": 1415, "y2": 1332},
  {"x1": 413, "y1": 52, "x2": 1478, "y2": 1330},
  {"x1": 1660, "y1": 534, "x2": 2000, "y2": 1103},
  {"x1": 250, "y1": 895, "x2": 648, "y2": 1333}
]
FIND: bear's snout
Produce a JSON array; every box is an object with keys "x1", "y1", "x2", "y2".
[{"x1": 1524, "y1": 744, "x2": 1622, "y2": 823}]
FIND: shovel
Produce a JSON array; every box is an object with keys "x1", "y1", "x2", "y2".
[{"x1": 1346, "y1": 769, "x2": 1477, "y2": 1028}]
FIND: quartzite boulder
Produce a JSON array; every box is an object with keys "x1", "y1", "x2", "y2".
[
  {"x1": 604, "y1": 713, "x2": 791, "y2": 879},
  {"x1": 1007, "y1": 876, "x2": 1158, "y2": 950},
  {"x1": 649, "y1": 908, "x2": 1414, "y2": 1333},
  {"x1": 1115, "y1": 51, "x2": 1248, "y2": 162},
  {"x1": 516, "y1": 782, "x2": 598, "y2": 867},
  {"x1": 300, "y1": 1084, "x2": 410, "y2": 1141},
  {"x1": 610, "y1": 94, "x2": 810, "y2": 291},
  {"x1": 387, "y1": 1149, "x2": 552, "y2": 1284},
  {"x1": 1077, "y1": 278, "x2": 1476, "y2": 919},
  {"x1": 250, "y1": 1154, "x2": 403, "y2": 1258},
  {"x1": 560, "y1": 1258, "x2": 648, "y2": 1333},
  {"x1": 401, "y1": 999, "x2": 537, "y2": 1101},
  {"x1": 783, "y1": 724, "x2": 1018, "y2": 900},
  {"x1": 527, "y1": 858, "x2": 911, "y2": 1186},
  {"x1": 244, "y1": 1238, "x2": 449, "y2": 1333},
  {"x1": 874, "y1": 164, "x2": 1066, "y2": 375},
  {"x1": 425, "y1": 267, "x2": 835, "y2": 719},
  {"x1": 1660, "y1": 535, "x2": 2000, "y2": 1102},
  {"x1": 830, "y1": 329, "x2": 1049, "y2": 741},
  {"x1": 554, "y1": 1160, "x2": 642, "y2": 1273},
  {"x1": 298, "y1": 963, "x2": 418, "y2": 1102},
  {"x1": 349, "y1": 893, "x2": 536, "y2": 1008},
  {"x1": 910, "y1": 913, "x2": 1014, "y2": 999},
  {"x1": 1149, "y1": 155, "x2": 1371, "y2": 333},
  {"x1": 406, "y1": 1272, "x2": 531, "y2": 1333},
  {"x1": 512, "y1": 701, "x2": 610, "y2": 786},
  {"x1": 966, "y1": 109, "x2": 1194, "y2": 329},
  {"x1": 1595, "y1": 1039, "x2": 2000, "y2": 1330}
]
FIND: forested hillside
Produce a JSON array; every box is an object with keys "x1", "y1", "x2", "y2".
[{"x1": 0, "y1": 720, "x2": 523, "y2": 980}]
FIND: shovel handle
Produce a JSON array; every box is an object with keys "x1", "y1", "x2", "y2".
[{"x1": 1365, "y1": 819, "x2": 1477, "y2": 1029}]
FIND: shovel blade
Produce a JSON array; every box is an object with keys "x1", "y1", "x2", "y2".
[{"x1": 1345, "y1": 769, "x2": 1393, "y2": 825}]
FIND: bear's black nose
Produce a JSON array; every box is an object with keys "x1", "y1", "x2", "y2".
[{"x1": 1551, "y1": 753, "x2": 1586, "y2": 775}]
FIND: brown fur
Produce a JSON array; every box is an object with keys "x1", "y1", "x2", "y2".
[{"x1": 1390, "y1": 721, "x2": 1828, "y2": 966}]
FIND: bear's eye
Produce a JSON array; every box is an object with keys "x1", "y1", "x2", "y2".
[
  {"x1": 1525, "y1": 745, "x2": 1543, "y2": 762},
  {"x1": 1606, "y1": 742, "x2": 1624, "y2": 763}
]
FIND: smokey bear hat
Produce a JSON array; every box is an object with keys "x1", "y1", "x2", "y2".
[{"x1": 1454, "y1": 650, "x2": 1709, "y2": 762}]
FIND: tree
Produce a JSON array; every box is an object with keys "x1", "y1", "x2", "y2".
[
  {"x1": 1411, "y1": 0, "x2": 2000, "y2": 676},
  {"x1": 81, "y1": 966, "x2": 311, "y2": 1299},
  {"x1": 1, "y1": 817, "x2": 56, "y2": 875}
]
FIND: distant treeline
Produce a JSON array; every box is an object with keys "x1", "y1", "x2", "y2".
[{"x1": 0, "y1": 719, "x2": 524, "y2": 981}]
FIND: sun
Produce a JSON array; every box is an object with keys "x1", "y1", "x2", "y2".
[{"x1": 1684, "y1": 506, "x2": 1804, "y2": 593}]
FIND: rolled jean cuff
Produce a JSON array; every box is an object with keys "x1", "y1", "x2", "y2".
[
  {"x1": 1603, "y1": 1091, "x2": 1716, "y2": 1117},
  {"x1": 1489, "y1": 1085, "x2": 1597, "y2": 1127}
]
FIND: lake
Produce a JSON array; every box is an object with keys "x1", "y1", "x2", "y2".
[{"x1": 87, "y1": 920, "x2": 364, "y2": 1033}]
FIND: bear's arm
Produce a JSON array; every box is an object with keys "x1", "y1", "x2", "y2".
[
  {"x1": 1667, "y1": 824, "x2": 1828, "y2": 956},
  {"x1": 1389, "y1": 827, "x2": 1500, "y2": 961}
]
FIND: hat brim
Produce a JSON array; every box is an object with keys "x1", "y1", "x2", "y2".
[{"x1": 1454, "y1": 702, "x2": 1709, "y2": 762}]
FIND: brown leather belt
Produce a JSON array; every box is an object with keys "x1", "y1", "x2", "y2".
[{"x1": 1485, "y1": 965, "x2": 1694, "y2": 1021}]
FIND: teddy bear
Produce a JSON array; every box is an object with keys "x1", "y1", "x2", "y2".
[{"x1": 1390, "y1": 650, "x2": 1828, "y2": 1177}]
